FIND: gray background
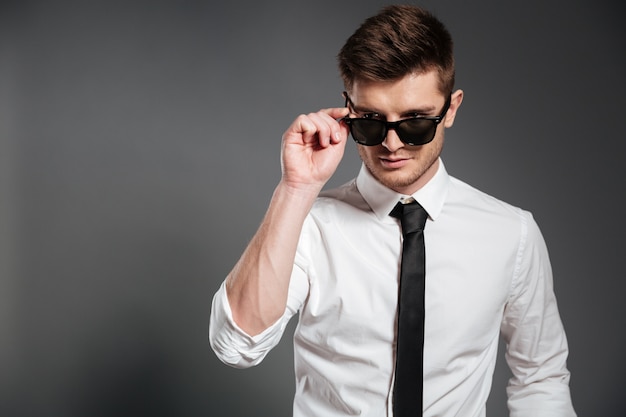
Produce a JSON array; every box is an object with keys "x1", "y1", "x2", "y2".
[{"x1": 1, "y1": 0, "x2": 624, "y2": 416}]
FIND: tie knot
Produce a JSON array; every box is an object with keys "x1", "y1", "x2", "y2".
[{"x1": 390, "y1": 200, "x2": 429, "y2": 235}]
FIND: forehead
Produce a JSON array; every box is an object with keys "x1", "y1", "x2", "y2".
[{"x1": 350, "y1": 71, "x2": 443, "y2": 113}]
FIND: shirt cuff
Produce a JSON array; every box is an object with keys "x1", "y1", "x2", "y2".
[{"x1": 209, "y1": 281, "x2": 289, "y2": 368}]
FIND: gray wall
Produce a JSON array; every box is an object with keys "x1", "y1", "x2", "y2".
[{"x1": 1, "y1": 0, "x2": 624, "y2": 415}]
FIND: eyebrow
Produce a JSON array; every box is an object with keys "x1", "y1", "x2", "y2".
[
  {"x1": 400, "y1": 106, "x2": 438, "y2": 116},
  {"x1": 346, "y1": 95, "x2": 438, "y2": 117}
]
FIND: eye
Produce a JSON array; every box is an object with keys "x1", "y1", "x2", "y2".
[{"x1": 362, "y1": 112, "x2": 383, "y2": 120}]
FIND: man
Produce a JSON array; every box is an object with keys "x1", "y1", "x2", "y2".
[{"x1": 209, "y1": 5, "x2": 576, "y2": 416}]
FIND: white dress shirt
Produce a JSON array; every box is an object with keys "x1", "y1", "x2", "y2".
[{"x1": 209, "y1": 160, "x2": 576, "y2": 417}]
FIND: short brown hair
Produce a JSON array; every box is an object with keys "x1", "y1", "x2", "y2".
[{"x1": 338, "y1": 5, "x2": 455, "y2": 96}]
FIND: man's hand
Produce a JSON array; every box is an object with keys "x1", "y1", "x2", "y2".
[{"x1": 280, "y1": 107, "x2": 350, "y2": 195}]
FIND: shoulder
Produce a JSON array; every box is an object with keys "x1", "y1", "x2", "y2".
[
  {"x1": 298, "y1": 178, "x2": 375, "y2": 243},
  {"x1": 447, "y1": 175, "x2": 530, "y2": 221},
  {"x1": 441, "y1": 175, "x2": 542, "y2": 246},
  {"x1": 312, "y1": 178, "x2": 371, "y2": 216}
]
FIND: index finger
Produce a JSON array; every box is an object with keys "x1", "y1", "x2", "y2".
[
  {"x1": 321, "y1": 107, "x2": 350, "y2": 121},
  {"x1": 319, "y1": 107, "x2": 350, "y2": 144}
]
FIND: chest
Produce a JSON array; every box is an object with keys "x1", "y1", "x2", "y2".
[{"x1": 298, "y1": 212, "x2": 519, "y2": 351}]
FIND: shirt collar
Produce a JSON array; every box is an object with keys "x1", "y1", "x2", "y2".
[{"x1": 356, "y1": 158, "x2": 450, "y2": 224}]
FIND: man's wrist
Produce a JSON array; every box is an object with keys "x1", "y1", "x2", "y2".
[{"x1": 276, "y1": 179, "x2": 323, "y2": 202}]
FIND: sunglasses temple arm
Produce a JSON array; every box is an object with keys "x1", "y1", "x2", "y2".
[{"x1": 342, "y1": 91, "x2": 349, "y2": 108}]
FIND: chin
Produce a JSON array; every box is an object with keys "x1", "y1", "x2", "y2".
[{"x1": 374, "y1": 169, "x2": 420, "y2": 192}]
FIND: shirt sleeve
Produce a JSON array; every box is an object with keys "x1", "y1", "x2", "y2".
[
  {"x1": 209, "y1": 265, "x2": 309, "y2": 369},
  {"x1": 501, "y1": 211, "x2": 577, "y2": 416}
]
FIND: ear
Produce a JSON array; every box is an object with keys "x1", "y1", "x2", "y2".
[{"x1": 443, "y1": 89, "x2": 463, "y2": 128}]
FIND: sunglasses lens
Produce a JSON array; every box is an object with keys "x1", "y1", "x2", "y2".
[
  {"x1": 397, "y1": 119, "x2": 436, "y2": 145},
  {"x1": 346, "y1": 118, "x2": 438, "y2": 146},
  {"x1": 349, "y1": 119, "x2": 385, "y2": 145}
]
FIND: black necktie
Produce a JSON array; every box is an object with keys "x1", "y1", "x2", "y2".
[{"x1": 390, "y1": 199, "x2": 428, "y2": 416}]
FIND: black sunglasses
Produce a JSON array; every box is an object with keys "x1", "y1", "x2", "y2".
[{"x1": 341, "y1": 93, "x2": 451, "y2": 146}]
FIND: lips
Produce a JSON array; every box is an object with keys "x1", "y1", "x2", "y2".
[{"x1": 380, "y1": 155, "x2": 411, "y2": 169}]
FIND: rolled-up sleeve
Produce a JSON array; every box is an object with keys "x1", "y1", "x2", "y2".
[
  {"x1": 209, "y1": 263, "x2": 309, "y2": 368},
  {"x1": 501, "y1": 211, "x2": 577, "y2": 416}
]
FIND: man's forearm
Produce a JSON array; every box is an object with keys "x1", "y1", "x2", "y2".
[{"x1": 225, "y1": 181, "x2": 319, "y2": 336}]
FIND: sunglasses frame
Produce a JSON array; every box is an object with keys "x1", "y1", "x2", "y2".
[{"x1": 341, "y1": 93, "x2": 451, "y2": 146}]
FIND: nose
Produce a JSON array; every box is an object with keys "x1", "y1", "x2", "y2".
[{"x1": 382, "y1": 127, "x2": 404, "y2": 152}]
